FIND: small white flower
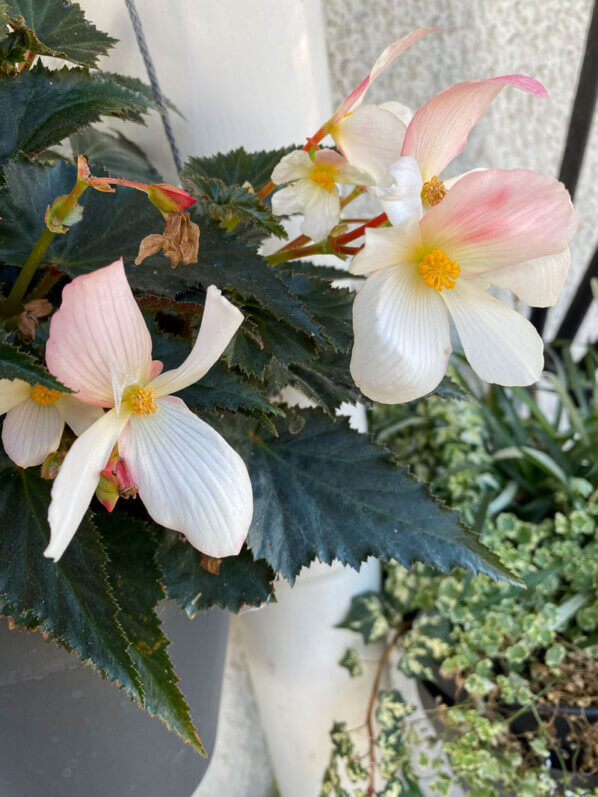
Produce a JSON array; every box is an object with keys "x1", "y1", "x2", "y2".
[
  {"x1": 271, "y1": 149, "x2": 373, "y2": 241},
  {"x1": 0, "y1": 380, "x2": 102, "y2": 468}
]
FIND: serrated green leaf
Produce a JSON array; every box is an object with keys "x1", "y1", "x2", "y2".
[
  {"x1": 182, "y1": 167, "x2": 286, "y2": 238},
  {"x1": 0, "y1": 66, "x2": 156, "y2": 164},
  {"x1": 97, "y1": 513, "x2": 205, "y2": 755},
  {"x1": 245, "y1": 410, "x2": 518, "y2": 584},
  {"x1": 184, "y1": 146, "x2": 295, "y2": 193},
  {"x1": 71, "y1": 127, "x2": 160, "y2": 183},
  {"x1": 338, "y1": 592, "x2": 390, "y2": 643},
  {"x1": 0, "y1": 454, "x2": 142, "y2": 700},
  {"x1": 6, "y1": 0, "x2": 116, "y2": 67},
  {"x1": 0, "y1": 160, "x2": 324, "y2": 342},
  {"x1": 0, "y1": 338, "x2": 69, "y2": 390},
  {"x1": 156, "y1": 530, "x2": 275, "y2": 616}
]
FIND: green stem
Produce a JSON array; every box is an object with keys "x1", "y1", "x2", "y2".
[
  {"x1": 267, "y1": 239, "x2": 334, "y2": 267},
  {"x1": 2, "y1": 180, "x2": 88, "y2": 318}
]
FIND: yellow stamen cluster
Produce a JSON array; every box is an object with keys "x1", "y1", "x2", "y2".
[
  {"x1": 129, "y1": 386, "x2": 157, "y2": 416},
  {"x1": 418, "y1": 249, "x2": 460, "y2": 292},
  {"x1": 31, "y1": 384, "x2": 62, "y2": 406},
  {"x1": 310, "y1": 165, "x2": 336, "y2": 193},
  {"x1": 421, "y1": 176, "x2": 447, "y2": 207}
]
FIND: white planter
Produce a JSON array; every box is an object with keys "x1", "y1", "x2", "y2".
[{"x1": 238, "y1": 557, "x2": 384, "y2": 797}]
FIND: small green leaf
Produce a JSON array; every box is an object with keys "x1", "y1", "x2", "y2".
[
  {"x1": 0, "y1": 339, "x2": 69, "y2": 391},
  {"x1": 338, "y1": 592, "x2": 389, "y2": 643},
  {"x1": 338, "y1": 647, "x2": 363, "y2": 677},
  {"x1": 0, "y1": 455, "x2": 142, "y2": 701},
  {"x1": 182, "y1": 168, "x2": 286, "y2": 238},
  {"x1": 6, "y1": 0, "x2": 116, "y2": 67},
  {"x1": 245, "y1": 410, "x2": 517, "y2": 584},
  {"x1": 156, "y1": 530, "x2": 275, "y2": 616},
  {"x1": 97, "y1": 513, "x2": 205, "y2": 755},
  {"x1": 0, "y1": 66, "x2": 157, "y2": 164}
]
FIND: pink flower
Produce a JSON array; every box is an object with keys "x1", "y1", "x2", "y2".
[
  {"x1": 44, "y1": 260, "x2": 253, "y2": 562},
  {"x1": 349, "y1": 169, "x2": 578, "y2": 404}
]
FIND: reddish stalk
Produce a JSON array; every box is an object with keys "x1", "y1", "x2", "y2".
[{"x1": 334, "y1": 212, "x2": 388, "y2": 247}]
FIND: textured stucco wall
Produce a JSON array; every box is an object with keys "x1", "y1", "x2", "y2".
[{"x1": 323, "y1": 0, "x2": 597, "y2": 340}]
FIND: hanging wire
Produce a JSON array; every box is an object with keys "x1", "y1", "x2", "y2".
[{"x1": 124, "y1": 0, "x2": 183, "y2": 174}]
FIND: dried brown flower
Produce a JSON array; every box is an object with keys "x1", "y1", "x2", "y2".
[
  {"x1": 18, "y1": 298, "x2": 53, "y2": 339},
  {"x1": 135, "y1": 210, "x2": 200, "y2": 269},
  {"x1": 199, "y1": 554, "x2": 222, "y2": 575}
]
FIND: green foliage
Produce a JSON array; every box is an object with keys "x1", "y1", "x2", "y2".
[
  {"x1": 0, "y1": 337, "x2": 68, "y2": 390},
  {"x1": 338, "y1": 592, "x2": 389, "y2": 643},
  {"x1": 183, "y1": 162, "x2": 286, "y2": 238},
  {"x1": 326, "y1": 354, "x2": 598, "y2": 794},
  {"x1": 97, "y1": 514, "x2": 205, "y2": 754},
  {"x1": 5, "y1": 0, "x2": 116, "y2": 67},
  {"x1": 71, "y1": 127, "x2": 161, "y2": 183},
  {"x1": 0, "y1": 66, "x2": 157, "y2": 164},
  {"x1": 156, "y1": 530, "x2": 275, "y2": 616},
  {"x1": 245, "y1": 409, "x2": 514, "y2": 584},
  {"x1": 184, "y1": 146, "x2": 295, "y2": 194},
  {"x1": 0, "y1": 454, "x2": 142, "y2": 702}
]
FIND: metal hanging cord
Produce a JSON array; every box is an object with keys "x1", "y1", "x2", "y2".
[{"x1": 124, "y1": 0, "x2": 183, "y2": 174}]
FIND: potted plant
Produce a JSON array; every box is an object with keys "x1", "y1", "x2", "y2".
[
  {"x1": 326, "y1": 347, "x2": 597, "y2": 796},
  {"x1": 0, "y1": 6, "x2": 579, "y2": 794}
]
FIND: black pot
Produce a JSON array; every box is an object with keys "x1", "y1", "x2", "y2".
[
  {"x1": 0, "y1": 601, "x2": 229, "y2": 797},
  {"x1": 417, "y1": 673, "x2": 598, "y2": 789}
]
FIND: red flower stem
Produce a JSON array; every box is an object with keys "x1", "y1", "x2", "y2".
[{"x1": 333, "y1": 212, "x2": 388, "y2": 247}]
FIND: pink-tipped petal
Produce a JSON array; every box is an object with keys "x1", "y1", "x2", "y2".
[
  {"x1": 46, "y1": 260, "x2": 153, "y2": 407},
  {"x1": 119, "y1": 396, "x2": 253, "y2": 558},
  {"x1": 402, "y1": 75, "x2": 547, "y2": 180},
  {"x1": 420, "y1": 169, "x2": 578, "y2": 274},
  {"x1": 333, "y1": 104, "x2": 407, "y2": 186},
  {"x1": 487, "y1": 248, "x2": 571, "y2": 308},
  {"x1": 350, "y1": 264, "x2": 451, "y2": 404},
  {"x1": 56, "y1": 395, "x2": 105, "y2": 436},
  {"x1": 350, "y1": 219, "x2": 421, "y2": 276},
  {"x1": 150, "y1": 286, "x2": 243, "y2": 398},
  {"x1": 46, "y1": 408, "x2": 129, "y2": 561},
  {"x1": 441, "y1": 278, "x2": 544, "y2": 386},
  {"x1": 332, "y1": 28, "x2": 436, "y2": 121},
  {"x1": 0, "y1": 378, "x2": 31, "y2": 414},
  {"x1": 2, "y1": 400, "x2": 64, "y2": 468}
]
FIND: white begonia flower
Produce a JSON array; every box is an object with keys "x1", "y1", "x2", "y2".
[
  {"x1": 349, "y1": 168, "x2": 578, "y2": 404},
  {"x1": 0, "y1": 379, "x2": 102, "y2": 468},
  {"x1": 44, "y1": 259, "x2": 253, "y2": 562},
  {"x1": 271, "y1": 149, "x2": 374, "y2": 241},
  {"x1": 328, "y1": 28, "x2": 435, "y2": 185}
]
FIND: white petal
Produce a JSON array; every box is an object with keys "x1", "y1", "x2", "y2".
[
  {"x1": 271, "y1": 150, "x2": 312, "y2": 184},
  {"x1": 271, "y1": 185, "x2": 303, "y2": 216},
  {"x1": 441, "y1": 278, "x2": 544, "y2": 386},
  {"x1": 2, "y1": 400, "x2": 64, "y2": 468},
  {"x1": 350, "y1": 219, "x2": 421, "y2": 276},
  {"x1": 293, "y1": 179, "x2": 341, "y2": 241},
  {"x1": 373, "y1": 156, "x2": 423, "y2": 225},
  {"x1": 0, "y1": 378, "x2": 31, "y2": 414},
  {"x1": 351, "y1": 264, "x2": 451, "y2": 403},
  {"x1": 380, "y1": 101, "x2": 414, "y2": 127},
  {"x1": 333, "y1": 104, "x2": 406, "y2": 186},
  {"x1": 119, "y1": 396, "x2": 253, "y2": 558},
  {"x1": 56, "y1": 395, "x2": 105, "y2": 436},
  {"x1": 486, "y1": 248, "x2": 571, "y2": 308},
  {"x1": 46, "y1": 408, "x2": 129, "y2": 561},
  {"x1": 150, "y1": 286, "x2": 243, "y2": 397}
]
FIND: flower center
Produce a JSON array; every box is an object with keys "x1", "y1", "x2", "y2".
[
  {"x1": 128, "y1": 386, "x2": 157, "y2": 416},
  {"x1": 418, "y1": 249, "x2": 460, "y2": 291},
  {"x1": 31, "y1": 384, "x2": 62, "y2": 406},
  {"x1": 421, "y1": 176, "x2": 447, "y2": 207},
  {"x1": 310, "y1": 164, "x2": 336, "y2": 193}
]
